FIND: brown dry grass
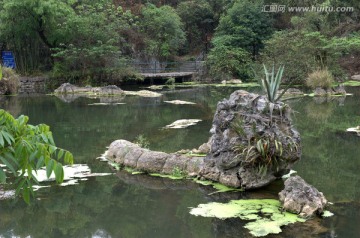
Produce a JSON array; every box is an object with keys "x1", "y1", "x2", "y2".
[{"x1": 306, "y1": 69, "x2": 334, "y2": 89}]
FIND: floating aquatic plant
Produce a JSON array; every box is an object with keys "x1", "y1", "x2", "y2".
[
  {"x1": 193, "y1": 178, "x2": 243, "y2": 194},
  {"x1": 190, "y1": 199, "x2": 306, "y2": 237},
  {"x1": 149, "y1": 173, "x2": 184, "y2": 180}
]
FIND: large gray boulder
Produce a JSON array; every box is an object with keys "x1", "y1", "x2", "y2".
[
  {"x1": 279, "y1": 176, "x2": 327, "y2": 218},
  {"x1": 54, "y1": 83, "x2": 124, "y2": 95},
  {"x1": 351, "y1": 74, "x2": 360, "y2": 81},
  {"x1": 200, "y1": 90, "x2": 301, "y2": 189}
]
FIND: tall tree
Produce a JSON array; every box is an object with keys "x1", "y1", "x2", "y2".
[
  {"x1": 207, "y1": 0, "x2": 273, "y2": 80},
  {"x1": 177, "y1": 0, "x2": 215, "y2": 54},
  {"x1": 52, "y1": 0, "x2": 135, "y2": 82},
  {"x1": 214, "y1": 0, "x2": 273, "y2": 58},
  {"x1": 140, "y1": 4, "x2": 185, "y2": 60},
  {"x1": 0, "y1": 0, "x2": 74, "y2": 73}
]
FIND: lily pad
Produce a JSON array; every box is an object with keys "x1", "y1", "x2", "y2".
[
  {"x1": 164, "y1": 100, "x2": 196, "y2": 105},
  {"x1": 190, "y1": 199, "x2": 306, "y2": 237},
  {"x1": 164, "y1": 119, "x2": 202, "y2": 129}
]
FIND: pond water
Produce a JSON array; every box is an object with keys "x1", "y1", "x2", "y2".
[{"x1": 0, "y1": 86, "x2": 360, "y2": 237}]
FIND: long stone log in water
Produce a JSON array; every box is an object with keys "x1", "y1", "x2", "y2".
[{"x1": 106, "y1": 140, "x2": 204, "y2": 176}]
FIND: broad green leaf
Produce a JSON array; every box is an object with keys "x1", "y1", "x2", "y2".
[
  {"x1": 46, "y1": 160, "x2": 55, "y2": 178},
  {"x1": 27, "y1": 165, "x2": 33, "y2": 179},
  {"x1": 0, "y1": 156, "x2": 16, "y2": 174},
  {"x1": 1, "y1": 130, "x2": 14, "y2": 144},
  {"x1": 64, "y1": 151, "x2": 74, "y2": 164},
  {"x1": 57, "y1": 149, "x2": 64, "y2": 160},
  {"x1": 40, "y1": 134, "x2": 48, "y2": 143},
  {"x1": 15, "y1": 179, "x2": 26, "y2": 196},
  {"x1": 22, "y1": 186, "x2": 30, "y2": 205},
  {"x1": 47, "y1": 132, "x2": 55, "y2": 145},
  {"x1": 4, "y1": 151, "x2": 19, "y2": 167},
  {"x1": 0, "y1": 133, "x2": 4, "y2": 147},
  {"x1": 48, "y1": 145, "x2": 57, "y2": 154},
  {"x1": 29, "y1": 151, "x2": 37, "y2": 162},
  {"x1": 54, "y1": 163, "x2": 64, "y2": 183},
  {"x1": 0, "y1": 168, "x2": 6, "y2": 183}
]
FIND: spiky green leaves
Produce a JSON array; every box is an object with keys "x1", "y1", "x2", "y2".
[{"x1": 261, "y1": 64, "x2": 286, "y2": 102}]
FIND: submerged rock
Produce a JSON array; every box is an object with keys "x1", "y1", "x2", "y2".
[
  {"x1": 0, "y1": 186, "x2": 15, "y2": 200},
  {"x1": 351, "y1": 75, "x2": 360, "y2": 81},
  {"x1": 279, "y1": 176, "x2": 327, "y2": 218},
  {"x1": 346, "y1": 126, "x2": 360, "y2": 136},
  {"x1": 164, "y1": 100, "x2": 196, "y2": 105},
  {"x1": 164, "y1": 119, "x2": 202, "y2": 129},
  {"x1": 54, "y1": 83, "x2": 162, "y2": 98},
  {"x1": 55, "y1": 83, "x2": 124, "y2": 95},
  {"x1": 314, "y1": 85, "x2": 346, "y2": 96}
]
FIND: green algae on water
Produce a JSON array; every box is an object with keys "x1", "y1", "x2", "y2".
[
  {"x1": 193, "y1": 178, "x2": 243, "y2": 194},
  {"x1": 190, "y1": 199, "x2": 306, "y2": 237},
  {"x1": 342, "y1": 80, "x2": 360, "y2": 87},
  {"x1": 149, "y1": 173, "x2": 185, "y2": 180}
]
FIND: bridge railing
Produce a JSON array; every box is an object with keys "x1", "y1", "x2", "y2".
[{"x1": 127, "y1": 61, "x2": 204, "y2": 74}]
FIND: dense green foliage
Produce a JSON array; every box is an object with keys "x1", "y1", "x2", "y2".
[
  {"x1": 207, "y1": 0, "x2": 273, "y2": 80},
  {"x1": 1, "y1": 0, "x2": 360, "y2": 84},
  {"x1": 0, "y1": 67, "x2": 20, "y2": 95},
  {"x1": 52, "y1": 1, "x2": 135, "y2": 83},
  {"x1": 177, "y1": 0, "x2": 215, "y2": 53},
  {"x1": 0, "y1": 109, "x2": 73, "y2": 203},
  {"x1": 140, "y1": 4, "x2": 185, "y2": 59}
]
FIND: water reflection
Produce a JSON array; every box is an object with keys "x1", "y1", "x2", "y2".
[{"x1": 0, "y1": 86, "x2": 360, "y2": 237}]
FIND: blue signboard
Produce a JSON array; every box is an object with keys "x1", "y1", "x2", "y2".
[{"x1": 1, "y1": 51, "x2": 16, "y2": 69}]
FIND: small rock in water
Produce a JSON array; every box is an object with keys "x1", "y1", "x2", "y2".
[
  {"x1": 164, "y1": 119, "x2": 202, "y2": 129},
  {"x1": 164, "y1": 100, "x2": 196, "y2": 105},
  {"x1": 346, "y1": 126, "x2": 360, "y2": 136},
  {"x1": 279, "y1": 175, "x2": 327, "y2": 218}
]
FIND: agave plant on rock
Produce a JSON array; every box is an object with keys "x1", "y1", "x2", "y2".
[{"x1": 261, "y1": 64, "x2": 287, "y2": 103}]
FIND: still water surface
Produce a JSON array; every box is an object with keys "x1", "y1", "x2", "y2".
[{"x1": 0, "y1": 86, "x2": 359, "y2": 237}]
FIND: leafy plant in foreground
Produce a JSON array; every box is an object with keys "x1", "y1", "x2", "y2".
[{"x1": 0, "y1": 109, "x2": 74, "y2": 203}]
